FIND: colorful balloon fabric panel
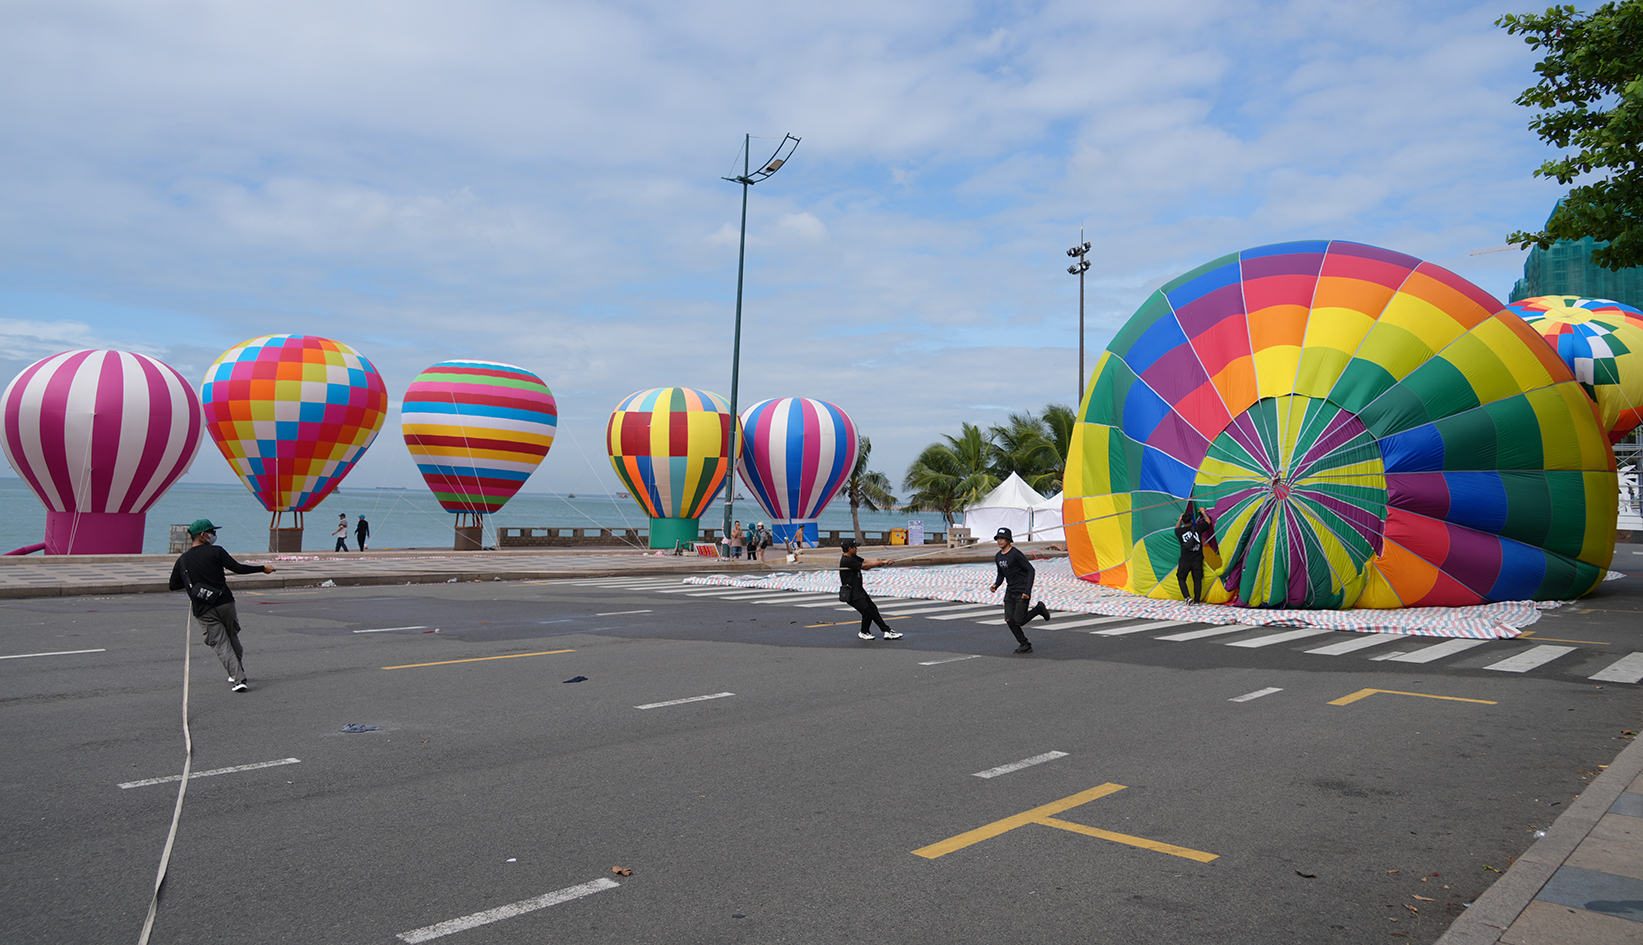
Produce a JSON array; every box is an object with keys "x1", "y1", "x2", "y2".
[
  {"x1": 202, "y1": 335, "x2": 389, "y2": 513},
  {"x1": 1064, "y1": 240, "x2": 1616, "y2": 610},
  {"x1": 402, "y1": 361, "x2": 558, "y2": 514},
  {"x1": 737, "y1": 398, "x2": 858, "y2": 528},
  {"x1": 606, "y1": 387, "x2": 737, "y2": 520},
  {"x1": 1504, "y1": 296, "x2": 1643, "y2": 444}
]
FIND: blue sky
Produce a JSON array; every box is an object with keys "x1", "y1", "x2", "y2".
[{"x1": 0, "y1": 0, "x2": 1570, "y2": 501}]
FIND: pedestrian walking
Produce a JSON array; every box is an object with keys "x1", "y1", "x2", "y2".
[
  {"x1": 355, "y1": 515, "x2": 370, "y2": 551},
  {"x1": 838, "y1": 536, "x2": 901, "y2": 641},
  {"x1": 990, "y1": 527, "x2": 1050, "y2": 653},
  {"x1": 168, "y1": 519, "x2": 275, "y2": 692},
  {"x1": 332, "y1": 513, "x2": 349, "y2": 552},
  {"x1": 1174, "y1": 504, "x2": 1216, "y2": 603}
]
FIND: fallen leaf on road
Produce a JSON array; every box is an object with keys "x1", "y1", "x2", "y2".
[
  {"x1": 1413, "y1": 895, "x2": 1434, "y2": 902},
  {"x1": 612, "y1": 867, "x2": 632, "y2": 876},
  {"x1": 1404, "y1": 905, "x2": 1419, "y2": 914}
]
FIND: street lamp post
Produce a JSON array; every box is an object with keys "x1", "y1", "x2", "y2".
[
  {"x1": 1066, "y1": 230, "x2": 1092, "y2": 402},
  {"x1": 721, "y1": 133, "x2": 800, "y2": 547}
]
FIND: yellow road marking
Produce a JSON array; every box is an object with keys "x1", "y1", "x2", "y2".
[
  {"x1": 383, "y1": 649, "x2": 575, "y2": 670},
  {"x1": 1518, "y1": 631, "x2": 1609, "y2": 645},
  {"x1": 807, "y1": 621, "x2": 860, "y2": 627},
  {"x1": 911, "y1": 783, "x2": 1217, "y2": 863},
  {"x1": 1328, "y1": 688, "x2": 1497, "y2": 707}
]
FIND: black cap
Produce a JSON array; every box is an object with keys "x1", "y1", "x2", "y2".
[
  {"x1": 994, "y1": 527, "x2": 1013, "y2": 542},
  {"x1": 840, "y1": 536, "x2": 860, "y2": 550}
]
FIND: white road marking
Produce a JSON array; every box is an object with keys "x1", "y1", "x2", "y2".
[
  {"x1": 0, "y1": 648, "x2": 107, "y2": 659},
  {"x1": 882, "y1": 602, "x2": 988, "y2": 616},
  {"x1": 1589, "y1": 652, "x2": 1643, "y2": 683},
  {"x1": 634, "y1": 692, "x2": 736, "y2": 710},
  {"x1": 926, "y1": 607, "x2": 1005, "y2": 620},
  {"x1": 593, "y1": 610, "x2": 651, "y2": 616},
  {"x1": 1305, "y1": 633, "x2": 1406, "y2": 655},
  {"x1": 1038, "y1": 615, "x2": 1130, "y2": 630},
  {"x1": 653, "y1": 586, "x2": 735, "y2": 594},
  {"x1": 1385, "y1": 639, "x2": 1489, "y2": 663},
  {"x1": 918, "y1": 655, "x2": 983, "y2": 666},
  {"x1": 120, "y1": 758, "x2": 301, "y2": 789},
  {"x1": 796, "y1": 600, "x2": 851, "y2": 608},
  {"x1": 1092, "y1": 619, "x2": 1190, "y2": 636},
  {"x1": 572, "y1": 579, "x2": 682, "y2": 587},
  {"x1": 1155, "y1": 624, "x2": 1258, "y2": 642},
  {"x1": 681, "y1": 589, "x2": 758, "y2": 597},
  {"x1": 396, "y1": 878, "x2": 620, "y2": 943},
  {"x1": 1226, "y1": 628, "x2": 1335, "y2": 648},
  {"x1": 757, "y1": 594, "x2": 835, "y2": 604},
  {"x1": 972, "y1": 750, "x2": 1069, "y2": 779},
  {"x1": 352, "y1": 626, "x2": 427, "y2": 634},
  {"x1": 1483, "y1": 645, "x2": 1576, "y2": 673},
  {"x1": 1229, "y1": 687, "x2": 1283, "y2": 703}
]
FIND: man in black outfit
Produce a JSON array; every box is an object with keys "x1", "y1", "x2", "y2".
[
  {"x1": 1174, "y1": 504, "x2": 1215, "y2": 603},
  {"x1": 355, "y1": 515, "x2": 370, "y2": 551},
  {"x1": 838, "y1": 536, "x2": 902, "y2": 641},
  {"x1": 168, "y1": 519, "x2": 276, "y2": 692},
  {"x1": 990, "y1": 527, "x2": 1050, "y2": 653}
]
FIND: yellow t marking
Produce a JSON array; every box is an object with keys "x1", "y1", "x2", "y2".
[
  {"x1": 912, "y1": 783, "x2": 1217, "y2": 863},
  {"x1": 383, "y1": 649, "x2": 575, "y2": 670},
  {"x1": 1328, "y1": 688, "x2": 1497, "y2": 706}
]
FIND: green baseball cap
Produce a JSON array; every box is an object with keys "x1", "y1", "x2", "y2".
[{"x1": 187, "y1": 519, "x2": 219, "y2": 536}]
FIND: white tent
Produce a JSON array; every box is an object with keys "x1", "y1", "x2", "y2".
[
  {"x1": 1029, "y1": 490, "x2": 1065, "y2": 541},
  {"x1": 962, "y1": 473, "x2": 1049, "y2": 541}
]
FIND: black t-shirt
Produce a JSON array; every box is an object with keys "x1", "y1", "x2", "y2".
[
  {"x1": 169, "y1": 544, "x2": 263, "y2": 615},
  {"x1": 839, "y1": 553, "x2": 866, "y2": 595},
  {"x1": 994, "y1": 546, "x2": 1035, "y2": 594}
]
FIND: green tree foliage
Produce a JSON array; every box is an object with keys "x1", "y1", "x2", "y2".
[
  {"x1": 903, "y1": 405, "x2": 1076, "y2": 522},
  {"x1": 844, "y1": 435, "x2": 897, "y2": 544},
  {"x1": 1500, "y1": 2, "x2": 1643, "y2": 270}
]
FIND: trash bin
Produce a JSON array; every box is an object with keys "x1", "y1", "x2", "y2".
[{"x1": 889, "y1": 528, "x2": 907, "y2": 545}]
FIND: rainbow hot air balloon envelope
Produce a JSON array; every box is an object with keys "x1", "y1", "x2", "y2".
[
  {"x1": 202, "y1": 335, "x2": 389, "y2": 515},
  {"x1": 1504, "y1": 296, "x2": 1643, "y2": 445},
  {"x1": 606, "y1": 387, "x2": 737, "y2": 548},
  {"x1": 2, "y1": 350, "x2": 202, "y2": 554},
  {"x1": 1065, "y1": 240, "x2": 1615, "y2": 611},
  {"x1": 402, "y1": 361, "x2": 558, "y2": 514},
  {"x1": 737, "y1": 397, "x2": 857, "y2": 544}
]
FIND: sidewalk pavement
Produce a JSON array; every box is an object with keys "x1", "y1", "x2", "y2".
[{"x1": 6, "y1": 539, "x2": 1636, "y2": 943}]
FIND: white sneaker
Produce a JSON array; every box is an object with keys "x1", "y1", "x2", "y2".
[
  {"x1": 857, "y1": 631, "x2": 875, "y2": 641},
  {"x1": 882, "y1": 630, "x2": 903, "y2": 640}
]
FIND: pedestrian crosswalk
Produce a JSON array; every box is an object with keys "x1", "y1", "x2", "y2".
[{"x1": 558, "y1": 577, "x2": 1643, "y2": 684}]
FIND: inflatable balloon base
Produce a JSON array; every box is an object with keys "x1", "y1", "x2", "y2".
[
  {"x1": 270, "y1": 527, "x2": 304, "y2": 553},
  {"x1": 649, "y1": 517, "x2": 701, "y2": 549},
  {"x1": 772, "y1": 521, "x2": 818, "y2": 544},
  {"x1": 44, "y1": 511, "x2": 146, "y2": 555}
]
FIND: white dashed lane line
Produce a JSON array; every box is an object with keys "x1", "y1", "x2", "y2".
[
  {"x1": 397, "y1": 878, "x2": 620, "y2": 943},
  {"x1": 634, "y1": 692, "x2": 736, "y2": 710},
  {"x1": 0, "y1": 648, "x2": 107, "y2": 659},
  {"x1": 120, "y1": 758, "x2": 302, "y2": 789},
  {"x1": 972, "y1": 751, "x2": 1069, "y2": 779},
  {"x1": 1229, "y1": 687, "x2": 1283, "y2": 703}
]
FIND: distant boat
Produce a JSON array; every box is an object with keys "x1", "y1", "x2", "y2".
[
  {"x1": 567, "y1": 494, "x2": 575, "y2": 498},
  {"x1": 615, "y1": 492, "x2": 629, "y2": 499}
]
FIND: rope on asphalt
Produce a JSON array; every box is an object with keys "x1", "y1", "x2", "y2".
[{"x1": 137, "y1": 607, "x2": 194, "y2": 945}]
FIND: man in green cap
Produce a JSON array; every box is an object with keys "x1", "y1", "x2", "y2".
[{"x1": 168, "y1": 519, "x2": 276, "y2": 692}]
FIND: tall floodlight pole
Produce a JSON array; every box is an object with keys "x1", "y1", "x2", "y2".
[
  {"x1": 721, "y1": 133, "x2": 801, "y2": 546},
  {"x1": 1066, "y1": 230, "x2": 1092, "y2": 402}
]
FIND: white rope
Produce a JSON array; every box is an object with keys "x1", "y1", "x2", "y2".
[{"x1": 137, "y1": 606, "x2": 193, "y2": 944}]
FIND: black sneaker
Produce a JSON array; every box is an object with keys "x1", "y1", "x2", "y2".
[
  {"x1": 1032, "y1": 602, "x2": 1051, "y2": 622},
  {"x1": 232, "y1": 681, "x2": 249, "y2": 692},
  {"x1": 1014, "y1": 643, "x2": 1033, "y2": 654}
]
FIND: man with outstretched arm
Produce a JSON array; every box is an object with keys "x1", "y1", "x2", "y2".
[
  {"x1": 168, "y1": 519, "x2": 275, "y2": 693},
  {"x1": 838, "y1": 536, "x2": 902, "y2": 642},
  {"x1": 989, "y1": 527, "x2": 1051, "y2": 653}
]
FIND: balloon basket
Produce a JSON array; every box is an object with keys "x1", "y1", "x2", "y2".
[
  {"x1": 455, "y1": 526, "x2": 484, "y2": 550},
  {"x1": 648, "y1": 517, "x2": 700, "y2": 549},
  {"x1": 44, "y1": 511, "x2": 146, "y2": 555},
  {"x1": 269, "y1": 527, "x2": 304, "y2": 553}
]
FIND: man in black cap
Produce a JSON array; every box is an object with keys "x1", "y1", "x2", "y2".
[
  {"x1": 838, "y1": 536, "x2": 902, "y2": 641},
  {"x1": 989, "y1": 527, "x2": 1050, "y2": 653},
  {"x1": 168, "y1": 519, "x2": 276, "y2": 692}
]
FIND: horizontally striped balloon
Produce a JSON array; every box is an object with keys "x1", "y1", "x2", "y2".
[
  {"x1": 202, "y1": 335, "x2": 388, "y2": 513},
  {"x1": 737, "y1": 398, "x2": 857, "y2": 538},
  {"x1": 402, "y1": 360, "x2": 558, "y2": 514},
  {"x1": 2, "y1": 350, "x2": 202, "y2": 553},
  {"x1": 606, "y1": 387, "x2": 736, "y2": 521},
  {"x1": 1505, "y1": 296, "x2": 1643, "y2": 444},
  {"x1": 1066, "y1": 240, "x2": 1615, "y2": 611}
]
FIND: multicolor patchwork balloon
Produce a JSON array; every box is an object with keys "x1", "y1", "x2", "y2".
[
  {"x1": 1065, "y1": 240, "x2": 1616, "y2": 609},
  {"x1": 606, "y1": 387, "x2": 737, "y2": 547},
  {"x1": 737, "y1": 398, "x2": 857, "y2": 542},
  {"x1": 1504, "y1": 296, "x2": 1643, "y2": 444},
  {"x1": 402, "y1": 360, "x2": 558, "y2": 514},
  {"x1": 202, "y1": 335, "x2": 389, "y2": 513},
  {"x1": 2, "y1": 350, "x2": 202, "y2": 554}
]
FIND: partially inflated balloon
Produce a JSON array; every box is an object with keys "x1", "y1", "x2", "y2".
[
  {"x1": 1065, "y1": 241, "x2": 1615, "y2": 609},
  {"x1": 606, "y1": 387, "x2": 736, "y2": 548},
  {"x1": 1504, "y1": 296, "x2": 1643, "y2": 444},
  {"x1": 2, "y1": 350, "x2": 201, "y2": 553},
  {"x1": 737, "y1": 398, "x2": 857, "y2": 543},
  {"x1": 402, "y1": 360, "x2": 558, "y2": 514},
  {"x1": 202, "y1": 335, "x2": 389, "y2": 512}
]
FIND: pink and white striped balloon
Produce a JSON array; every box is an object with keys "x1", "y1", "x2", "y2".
[
  {"x1": 736, "y1": 397, "x2": 858, "y2": 543},
  {"x1": 2, "y1": 350, "x2": 203, "y2": 554}
]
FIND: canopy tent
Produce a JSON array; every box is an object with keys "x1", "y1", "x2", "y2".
[
  {"x1": 962, "y1": 473, "x2": 1054, "y2": 541},
  {"x1": 1030, "y1": 490, "x2": 1065, "y2": 541}
]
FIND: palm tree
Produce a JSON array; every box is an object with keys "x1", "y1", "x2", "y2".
[
  {"x1": 903, "y1": 423, "x2": 997, "y2": 526},
  {"x1": 844, "y1": 435, "x2": 897, "y2": 544},
  {"x1": 988, "y1": 405, "x2": 1075, "y2": 495}
]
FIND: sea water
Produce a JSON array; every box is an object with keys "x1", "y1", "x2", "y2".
[{"x1": 0, "y1": 478, "x2": 928, "y2": 555}]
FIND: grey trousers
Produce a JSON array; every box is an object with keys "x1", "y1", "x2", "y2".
[{"x1": 198, "y1": 601, "x2": 247, "y2": 683}]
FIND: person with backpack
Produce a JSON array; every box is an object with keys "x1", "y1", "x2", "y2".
[
  {"x1": 168, "y1": 519, "x2": 276, "y2": 693},
  {"x1": 1175, "y1": 503, "x2": 1216, "y2": 603},
  {"x1": 838, "y1": 536, "x2": 901, "y2": 641}
]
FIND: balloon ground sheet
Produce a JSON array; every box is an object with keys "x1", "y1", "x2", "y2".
[{"x1": 682, "y1": 558, "x2": 1617, "y2": 640}]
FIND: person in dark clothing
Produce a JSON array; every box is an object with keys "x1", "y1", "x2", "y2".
[
  {"x1": 838, "y1": 536, "x2": 902, "y2": 641},
  {"x1": 1174, "y1": 504, "x2": 1216, "y2": 603},
  {"x1": 990, "y1": 527, "x2": 1050, "y2": 653},
  {"x1": 355, "y1": 515, "x2": 370, "y2": 551},
  {"x1": 168, "y1": 519, "x2": 275, "y2": 692}
]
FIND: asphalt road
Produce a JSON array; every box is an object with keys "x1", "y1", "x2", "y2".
[{"x1": 3, "y1": 560, "x2": 1640, "y2": 945}]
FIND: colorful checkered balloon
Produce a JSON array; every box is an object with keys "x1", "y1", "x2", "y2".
[
  {"x1": 202, "y1": 335, "x2": 389, "y2": 513},
  {"x1": 1504, "y1": 296, "x2": 1643, "y2": 444}
]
